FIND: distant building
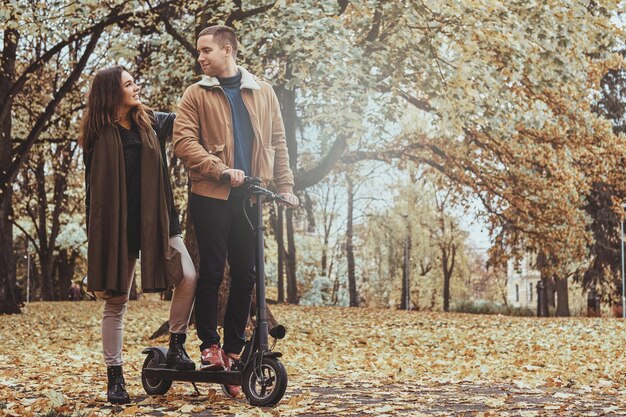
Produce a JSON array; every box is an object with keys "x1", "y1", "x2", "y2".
[{"x1": 506, "y1": 255, "x2": 540, "y2": 308}]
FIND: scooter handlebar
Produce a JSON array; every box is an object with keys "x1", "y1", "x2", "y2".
[{"x1": 219, "y1": 172, "x2": 291, "y2": 205}]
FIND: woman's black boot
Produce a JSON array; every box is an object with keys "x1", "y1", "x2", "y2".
[
  {"x1": 107, "y1": 365, "x2": 130, "y2": 404},
  {"x1": 166, "y1": 333, "x2": 195, "y2": 370}
]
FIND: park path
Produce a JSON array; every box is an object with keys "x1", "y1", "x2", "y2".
[{"x1": 79, "y1": 377, "x2": 626, "y2": 416}]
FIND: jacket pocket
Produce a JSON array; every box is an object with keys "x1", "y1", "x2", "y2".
[{"x1": 259, "y1": 146, "x2": 275, "y2": 182}]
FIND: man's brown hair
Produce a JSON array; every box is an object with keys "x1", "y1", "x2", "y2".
[{"x1": 198, "y1": 25, "x2": 238, "y2": 58}]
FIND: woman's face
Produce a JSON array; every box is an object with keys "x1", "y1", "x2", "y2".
[{"x1": 119, "y1": 71, "x2": 140, "y2": 110}]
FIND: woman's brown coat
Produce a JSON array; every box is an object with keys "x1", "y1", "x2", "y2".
[{"x1": 86, "y1": 124, "x2": 182, "y2": 294}]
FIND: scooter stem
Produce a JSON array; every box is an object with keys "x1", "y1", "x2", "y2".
[{"x1": 255, "y1": 192, "x2": 269, "y2": 351}]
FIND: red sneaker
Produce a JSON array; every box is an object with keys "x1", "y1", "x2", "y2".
[
  {"x1": 200, "y1": 345, "x2": 225, "y2": 371},
  {"x1": 221, "y1": 350, "x2": 241, "y2": 398}
]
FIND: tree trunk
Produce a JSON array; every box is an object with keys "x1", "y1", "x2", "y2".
[
  {"x1": 587, "y1": 283, "x2": 600, "y2": 317},
  {"x1": 346, "y1": 178, "x2": 358, "y2": 307},
  {"x1": 320, "y1": 185, "x2": 336, "y2": 278},
  {"x1": 544, "y1": 276, "x2": 556, "y2": 310},
  {"x1": 416, "y1": 260, "x2": 432, "y2": 310},
  {"x1": 0, "y1": 187, "x2": 19, "y2": 313},
  {"x1": 55, "y1": 249, "x2": 78, "y2": 300},
  {"x1": 539, "y1": 276, "x2": 550, "y2": 317},
  {"x1": 387, "y1": 233, "x2": 396, "y2": 289},
  {"x1": 35, "y1": 159, "x2": 54, "y2": 301},
  {"x1": 278, "y1": 61, "x2": 299, "y2": 305},
  {"x1": 31, "y1": 265, "x2": 41, "y2": 302},
  {"x1": 321, "y1": 234, "x2": 328, "y2": 276},
  {"x1": 430, "y1": 287, "x2": 436, "y2": 310},
  {"x1": 0, "y1": 28, "x2": 20, "y2": 313},
  {"x1": 49, "y1": 144, "x2": 75, "y2": 300},
  {"x1": 331, "y1": 273, "x2": 340, "y2": 305},
  {"x1": 269, "y1": 204, "x2": 285, "y2": 303},
  {"x1": 285, "y1": 209, "x2": 298, "y2": 304},
  {"x1": 555, "y1": 276, "x2": 570, "y2": 317},
  {"x1": 281, "y1": 63, "x2": 298, "y2": 173},
  {"x1": 442, "y1": 264, "x2": 451, "y2": 312},
  {"x1": 442, "y1": 244, "x2": 456, "y2": 312},
  {"x1": 400, "y1": 219, "x2": 411, "y2": 310},
  {"x1": 276, "y1": 206, "x2": 285, "y2": 303}
]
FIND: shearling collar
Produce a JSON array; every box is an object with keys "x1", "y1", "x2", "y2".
[{"x1": 197, "y1": 65, "x2": 261, "y2": 90}]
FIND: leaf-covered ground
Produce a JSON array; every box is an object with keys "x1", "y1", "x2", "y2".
[{"x1": 2, "y1": 298, "x2": 626, "y2": 416}]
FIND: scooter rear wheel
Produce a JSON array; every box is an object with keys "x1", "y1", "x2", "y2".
[
  {"x1": 141, "y1": 353, "x2": 172, "y2": 395},
  {"x1": 242, "y1": 356, "x2": 287, "y2": 406}
]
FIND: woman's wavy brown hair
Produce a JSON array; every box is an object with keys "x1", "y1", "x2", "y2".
[{"x1": 78, "y1": 66, "x2": 153, "y2": 151}]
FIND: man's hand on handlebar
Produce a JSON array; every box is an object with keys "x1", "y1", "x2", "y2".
[
  {"x1": 219, "y1": 171, "x2": 299, "y2": 208},
  {"x1": 279, "y1": 193, "x2": 299, "y2": 208},
  {"x1": 221, "y1": 169, "x2": 245, "y2": 187}
]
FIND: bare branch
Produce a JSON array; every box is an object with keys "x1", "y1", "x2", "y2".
[
  {"x1": 10, "y1": 220, "x2": 40, "y2": 253},
  {"x1": 162, "y1": 14, "x2": 196, "y2": 57},
  {"x1": 398, "y1": 91, "x2": 434, "y2": 113},
  {"x1": 337, "y1": 0, "x2": 350, "y2": 15},
  {"x1": 225, "y1": 3, "x2": 276, "y2": 26},
  {"x1": 294, "y1": 135, "x2": 349, "y2": 191},
  {"x1": 366, "y1": 1, "x2": 383, "y2": 42},
  {"x1": 5, "y1": 28, "x2": 103, "y2": 184}
]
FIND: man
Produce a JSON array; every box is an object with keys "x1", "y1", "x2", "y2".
[{"x1": 173, "y1": 25, "x2": 298, "y2": 398}]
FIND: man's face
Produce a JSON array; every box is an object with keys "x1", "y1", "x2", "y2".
[{"x1": 197, "y1": 35, "x2": 230, "y2": 77}]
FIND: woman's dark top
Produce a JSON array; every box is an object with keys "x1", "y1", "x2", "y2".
[{"x1": 118, "y1": 123, "x2": 142, "y2": 258}]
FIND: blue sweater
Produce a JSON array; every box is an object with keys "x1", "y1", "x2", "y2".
[{"x1": 218, "y1": 71, "x2": 254, "y2": 176}]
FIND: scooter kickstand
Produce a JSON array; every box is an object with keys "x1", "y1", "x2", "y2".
[{"x1": 191, "y1": 381, "x2": 201, "y2": 396}]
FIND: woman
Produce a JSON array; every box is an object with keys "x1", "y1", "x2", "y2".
[{"x1": 79, "y1": 66, "x2": 197, "y2": 404}]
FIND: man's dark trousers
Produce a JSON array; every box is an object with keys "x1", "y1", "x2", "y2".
[{"x1": 190, "y1": 191, "x2": 257, "y2": 354}]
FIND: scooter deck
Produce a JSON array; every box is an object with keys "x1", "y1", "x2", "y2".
[{"x1": 142, "y1": 366, "x2": 241, "y2": 385}]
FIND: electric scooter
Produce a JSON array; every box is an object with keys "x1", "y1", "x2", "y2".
[{"x1": 141, "y1": 175, "x2": 290, "y2": 406}]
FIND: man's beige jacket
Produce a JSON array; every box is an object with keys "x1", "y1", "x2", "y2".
[{"x1": 173, "y1": 66, "x2": 294, "y2": 200}]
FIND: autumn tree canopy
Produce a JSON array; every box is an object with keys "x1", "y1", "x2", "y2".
[{"x1": 2, "y1": 0, "x2": 624, "y2": 313}]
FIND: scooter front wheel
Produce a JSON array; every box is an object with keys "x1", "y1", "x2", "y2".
[
  {"x1": 242, "y1": 356, "x2": 288, "y2": 406},
  {"x1": 141, "y1": 353, "x2": 172, "y2": 395}
]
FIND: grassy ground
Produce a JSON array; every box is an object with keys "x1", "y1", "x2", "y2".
[{"x1": 2, "y1": 297, "x2": 626, "y2": 416}]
